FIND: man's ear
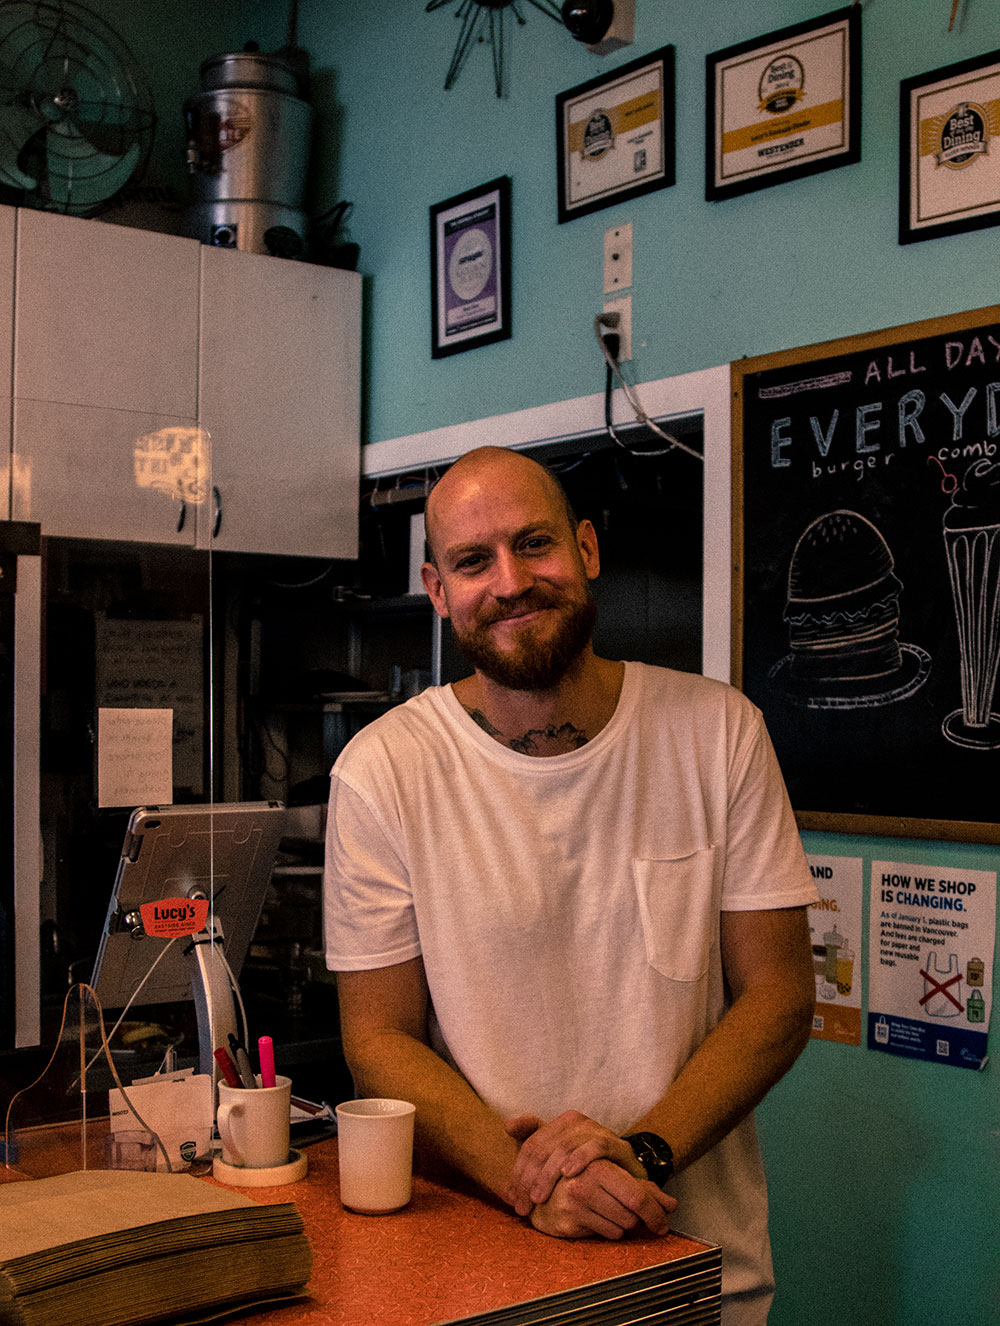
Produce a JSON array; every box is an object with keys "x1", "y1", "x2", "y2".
[
  {"x1": 420, "y1": 561, "x2": 451, "y2": 619},
  {"x1": 576, "y1": 518, "x2": 600, "y2": 581}
]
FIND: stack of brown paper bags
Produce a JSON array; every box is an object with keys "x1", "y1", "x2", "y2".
[{"x1": 0, "y1": 1170, "x2": 312, "y2": 1326}]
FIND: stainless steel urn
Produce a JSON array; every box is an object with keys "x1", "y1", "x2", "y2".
[{"x1": 183, "y1": 50, "x2": 312, "y2": 258}]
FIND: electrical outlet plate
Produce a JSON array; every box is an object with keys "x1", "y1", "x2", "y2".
[
  {"x1": 603, "y1": 222, "x2": 632, "y2": 294},
  {"x1": 602, "y1": 294, "x2": 632, "y2": 361}
]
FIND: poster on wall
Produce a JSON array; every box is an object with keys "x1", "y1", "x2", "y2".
[
  {"x1": 733, "y1": 303, "x2": 1000, "y2": 842},
  {"x1": 806, "y1": 854, "x2": 863, "y2": 1045},
  {"x1": 868, "y1": 860, "x2": 994, "y2": 1069},
  {"x1": 430, "y1": 176, "x2": 511, "y2": 359},
  {"x1": 900, "y1": 48, "x2": 1000, "y2": 245},
  {"x1": 706, "y1": 6, "x2": 860, "y2": 201}
]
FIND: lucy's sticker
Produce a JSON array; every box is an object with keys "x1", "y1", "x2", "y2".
[{"x1": 139, "y1": 897, "x2": 210, "y2": 938}]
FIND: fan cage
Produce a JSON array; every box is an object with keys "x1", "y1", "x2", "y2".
[{"x1": 0, "y1": 0, "x2": 155, "y2": 215}]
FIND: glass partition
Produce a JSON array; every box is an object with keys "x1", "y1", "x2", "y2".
[{"x1": 2, "y1": 431, "x2": 359, "y2": 1173}]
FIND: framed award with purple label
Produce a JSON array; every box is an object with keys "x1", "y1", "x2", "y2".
[
  {"x1": 430, "y1": 176, "x2": 511, "y2": 359},
  {"x1": 900, "y1": 49, "x2": 1000, "y2": 245}
]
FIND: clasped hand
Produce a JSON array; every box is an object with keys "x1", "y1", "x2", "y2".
[{"x1": 504, "y1": 1110, "x2": 677, "y2": 1241}]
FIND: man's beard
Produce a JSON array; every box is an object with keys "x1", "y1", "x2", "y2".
[{"x1": 452, "y1": 588, "x2": 598, "y2": 691}]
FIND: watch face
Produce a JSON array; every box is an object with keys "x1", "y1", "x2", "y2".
[{"x1": 626, "y1": 1132, "x2": 674, "y2": 1185}]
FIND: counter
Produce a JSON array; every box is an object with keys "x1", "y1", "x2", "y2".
[
  {"x1": 2, "y1": 1126, "x2": 720, "y2": 1324},
  {"x1": 210, "y1": 1138, "x2": 720, "y2": 1325}
]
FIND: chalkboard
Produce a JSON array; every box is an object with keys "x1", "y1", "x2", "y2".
[{"x1": 733, "y1": 304, "x2": 1000, "y2": 842}]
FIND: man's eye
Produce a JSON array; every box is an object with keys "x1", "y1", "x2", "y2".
[
  {"x1": 455, "y1": 553, "x2": 485, "y2": 571},
  {"x1": 522, "y1": 536, "x2": 552, "y2": 552}
]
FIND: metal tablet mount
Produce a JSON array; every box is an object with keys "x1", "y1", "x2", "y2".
[{"x1": 111, "y1": 894, "x2": 238, "y2": 1081}]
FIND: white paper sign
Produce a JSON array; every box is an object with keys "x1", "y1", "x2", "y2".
[
  {"x1": 868, "y1": 859, "x2": 995, "y2": 1070},
  {"x1": 807, "y1": 855, "x2": 863, "y2": 1045},
  {"x1": 97, "y1": 707, "x2": 173, "y2": 808},
  {"x1": 94, "y1": 615, "x2": 204, "y2": 794}
]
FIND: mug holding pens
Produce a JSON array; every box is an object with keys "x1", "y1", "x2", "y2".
[{"x1": 213, "y1": 1033, "x2": 308, "y2": 1184}]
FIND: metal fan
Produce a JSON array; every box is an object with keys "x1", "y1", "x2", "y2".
[{"x1": 0, "y1": 0, "x2": 154, "y2": 215}]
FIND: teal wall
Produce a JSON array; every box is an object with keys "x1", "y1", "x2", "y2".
[{"x1": 297, "y1": 0, "x2": 999, "y2": 448}]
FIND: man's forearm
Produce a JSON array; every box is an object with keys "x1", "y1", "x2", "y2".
[
  {"x1": 628, "y1": 976, "x2": 814, "y2": 1172},
  {"x1": 344, "y1": 1027, "x2": 521, "y2": 1202}
]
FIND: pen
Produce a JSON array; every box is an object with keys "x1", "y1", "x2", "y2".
[
  {"x1": 229, "y1": 1033, "x2": 257, "y2": 1088},
  {"x1": 258, "y1": 1035, "x2": 276, "y2": 1089},
  {"x1": 213, "y1": 1046, "x2": 241, "y2": 1089}
]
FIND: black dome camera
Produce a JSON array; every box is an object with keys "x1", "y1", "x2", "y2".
[{"x1": 561, "y1": 0, "x2": 615, "y2": 45}]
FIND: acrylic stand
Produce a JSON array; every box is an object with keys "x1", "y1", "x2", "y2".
[{"x1": 2, "y1": 983, "x2": 172, "y2": 1181}]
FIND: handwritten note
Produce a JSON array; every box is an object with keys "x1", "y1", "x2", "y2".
[
  {"x1": 94, "y1": 616, "x2": 204, "y2": 794},
  {"x1": 97, "y1": 707, "x2": 173, "y2": 808}
]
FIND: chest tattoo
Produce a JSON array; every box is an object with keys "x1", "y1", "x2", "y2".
[
  {"x1": 465, "y1": 707, "x2": 589, "y2": 754},
  {"x1": 510, "y1": 723, "x2": 589, "y2": 755},
  {"x1": 467, "y1": 708, "x2": 503, "y2": 738}
]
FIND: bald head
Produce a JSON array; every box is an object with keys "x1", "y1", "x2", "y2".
[{"x1": 424, "y1": 447, "x2": 577, "y2": 566}]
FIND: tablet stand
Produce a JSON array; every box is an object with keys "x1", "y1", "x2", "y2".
[{"x1": 185, "y1": 909, "x2": 240, "y2": 1081}]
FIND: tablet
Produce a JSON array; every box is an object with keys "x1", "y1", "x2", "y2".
[{"x1": 91, "y1": 801, "x2": 286, "y2": 1011}]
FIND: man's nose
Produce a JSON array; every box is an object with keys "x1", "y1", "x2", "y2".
[{"x1": 491, "y1": 548, "x2": 533, "y2": 599}]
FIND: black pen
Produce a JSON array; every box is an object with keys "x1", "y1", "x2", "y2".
[{"x1": 229, "y1": 1032, "x2": 257, "y2": 1088}]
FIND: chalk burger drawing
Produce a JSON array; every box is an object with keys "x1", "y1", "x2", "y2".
[{"x1": 769, "y1": 509, "x2": 932, "y2": 709}]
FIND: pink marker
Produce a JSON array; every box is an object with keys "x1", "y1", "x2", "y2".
[{"x1": 258, "y1": 1035, "x2": 276, "y2": 1088}]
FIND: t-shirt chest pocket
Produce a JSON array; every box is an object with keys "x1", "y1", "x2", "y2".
[{"x1": 632, "y1": 848, "x2": 717, "y2": 982}]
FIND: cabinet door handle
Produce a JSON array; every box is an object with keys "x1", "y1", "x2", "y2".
[
  {"x1": 212, "y1": 484, "x2": 223, "y2": 538},
  {"x1": 176, "y1": 498, "x2": 187, "y2": 533}
]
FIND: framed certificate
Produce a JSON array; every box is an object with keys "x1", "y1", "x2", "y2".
[
  {"x1": 556, "y1": 46, "x2": 675, "y2": 224},
  {"x1": 900, "y1": 49, "x2": 1000, "y2": 245},
  {"x1": 430, "y1": 176, "x2": 511, "y2": 359},
  {"x1": 706, "y1": 7, "x2": 860, "y2": 201}
]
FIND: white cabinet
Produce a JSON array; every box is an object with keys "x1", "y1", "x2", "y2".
[
  {"x1": 14, "y1": 210, "x2": 199, "y2": 416},
  {"x1": 198, "y1": 247, "x2": 360, "y2": 558},
  {"x1": 6, "y1": 209, "x2": 360, "y2": 557},
  {"x1": 11, "y1": 210, "x2": 200, "y2": 544},
  {"x1": 12, "y1": 399, "x2": 201, "y2": 543}
]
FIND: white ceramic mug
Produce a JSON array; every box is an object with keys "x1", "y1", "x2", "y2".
[
  {"x1": 336, "y1": 1098, "x2": 416, "y2": 1213},
  {"x1": 216, "y1": 1074, "x2": 291, "y2": 1169}
]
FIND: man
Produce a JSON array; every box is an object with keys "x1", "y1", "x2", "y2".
[{"x1": 324, "y1": 446, "x2": 817, "y2": 1324}]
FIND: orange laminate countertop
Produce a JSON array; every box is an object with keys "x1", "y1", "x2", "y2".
[{"x1": 212, "y1": 1138, "x2": 715, "y2": 1326}]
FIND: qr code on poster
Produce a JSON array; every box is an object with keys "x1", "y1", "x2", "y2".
[{"x1": 936, "y1": 1039, "x2": 950, "y2": 1056}]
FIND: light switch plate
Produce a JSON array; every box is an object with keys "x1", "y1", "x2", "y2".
[{"x1": 603, "y1": 222, "x2": 633, "y2": 294}]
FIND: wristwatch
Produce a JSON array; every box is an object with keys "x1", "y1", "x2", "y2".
[{"x1": 622, "y1": 1132, "x2": 675, "y2": 1188}]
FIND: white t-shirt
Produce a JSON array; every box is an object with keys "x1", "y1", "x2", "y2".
[{"x1": 324, "y1": 662, "x2": 817, "y2": 1310}]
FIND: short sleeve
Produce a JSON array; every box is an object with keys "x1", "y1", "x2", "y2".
[
  {"x1": 720, "y1": 705, "x2": 818, "y2": 912},
  {"x1": 323, "y1": 771, "x2": 423, "y2": 971}
]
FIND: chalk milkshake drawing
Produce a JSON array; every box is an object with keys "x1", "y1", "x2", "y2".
[
  {"x1": 932, "y1": 455, "x2": 1000, "y2": 748},
  {"x1": 769, "y1": 510, "x2": 931, "y2": 709}
]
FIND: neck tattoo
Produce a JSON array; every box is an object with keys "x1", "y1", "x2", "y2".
[{"x1": 465, "y1": 707, "x2": 589, "y2": 755}]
